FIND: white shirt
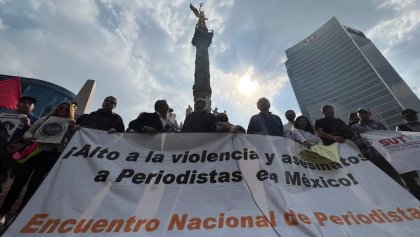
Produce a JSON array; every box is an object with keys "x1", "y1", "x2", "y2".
[
  {"x1": 284, "y1": 121, "x2": 294, "y2": 139},
  {"x1": 157, "y1": 112, "x2": 169, "y2": 129},
  {"x1": 291, "y1": 128, "x2": 322, "y2": 145}
]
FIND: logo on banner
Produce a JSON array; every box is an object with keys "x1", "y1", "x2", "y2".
[
  {"x1": 378, "y1": 135, "x2": 420, "y2": 153},
  {"x1": 39, "y1": 122, "x2": 66, "y2": 137}
]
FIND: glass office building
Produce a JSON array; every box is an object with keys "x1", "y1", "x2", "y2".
[
  {"x1": 0, "y1": 74, "x2": 75, "y2": 117},
  {"x1": 285, "y1": 17, "x2": 420, "y2": 129}
]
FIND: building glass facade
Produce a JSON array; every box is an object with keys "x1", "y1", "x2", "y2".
[
  {"x1": 0, "y1": 74, "x2": 75, "y2": 117},
  {"x1": 285, "y1": 17, "x2": 420, "y2": 129}
]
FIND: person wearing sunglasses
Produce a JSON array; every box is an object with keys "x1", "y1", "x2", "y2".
[{"x1": 76, "y1": 96, "x2": 125, "y2": 133}]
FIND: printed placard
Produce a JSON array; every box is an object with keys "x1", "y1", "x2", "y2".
[
  {"x1": 33, "y1": 116, "x2": 69, "y2": 144},
  {"x1": 0, "y1": 113, "x2": 23, "y2": 142}
]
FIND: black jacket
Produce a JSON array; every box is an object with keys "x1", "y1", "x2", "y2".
[
  {"x1": 129, "y1": 112, "x2": 175, "y2": 133},
  {"x1": 181, "y1": 111, "x2": 216, "y2": 133},
  {"x1": 77, "y1": 109, "x2": 125, "y2": 132}
]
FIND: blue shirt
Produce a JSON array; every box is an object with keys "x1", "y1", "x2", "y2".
[
  {"x1": 247, "y1": 112, "x2": 284, "y2": 136},
  {"x1": 351, "y1": 120, "x2": 387, "y2": 141},
  {"x1": 351, "y1": 120, "x2": 386, "y2": 152}
]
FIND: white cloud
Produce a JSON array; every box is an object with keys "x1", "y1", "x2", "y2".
[
  {"x1": 0, "y1": 16, "x2": 8, "y2": 31},
  {"x1": 367, "y1": 9, "x2": 420, "y2": 54},
  {"x1": 0, "y1": 0, "x2": 195, "y2": 123},
  {"x1": 0, "y1": 0, "x2": 419, "y2": 127},
  {"x1": 377, "y1": 0, "x2": 415, "y2": 11},
  {"x1": 366, "y1": 0, "x2": 420, "y2": 102},
  {"x1": 368, "y1": 0, "x2": 420, "y2": 54}
]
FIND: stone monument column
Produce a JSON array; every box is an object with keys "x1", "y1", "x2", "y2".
[{"x1": 190, "y1": 3, "x2": 213, "y2": 111}]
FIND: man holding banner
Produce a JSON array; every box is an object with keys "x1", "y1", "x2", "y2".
[
  {"x1": 351, "y1": 107, "x2": 404, "y2": 186},
  {"x1": 395, "y1": 109, "x2": 420, "y2": 199},
  {"x1": 76, "y1": 96, "x2": 125, "y2": 133},
  {"x1": 396, "y1": 109, "x2": 420, "y2": 132},
  {"x1": 315, "y1": 105, "x2": 350, "y2": 145},
  {"x1": 129, "y1": 100, "x2": 176, "y2": 133}
]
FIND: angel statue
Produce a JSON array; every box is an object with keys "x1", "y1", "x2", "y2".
[{"x1": 190, "y1": 3, "x2": 208, "y2": 29}]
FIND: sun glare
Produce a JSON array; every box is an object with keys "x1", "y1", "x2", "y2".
[{"x1": 238, "y1": 69, "x2": 257, "y2": 96}]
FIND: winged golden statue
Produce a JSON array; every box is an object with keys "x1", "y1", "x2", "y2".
[{"x1": 190, "y1": 3, "x2": 208, "y2": 29}]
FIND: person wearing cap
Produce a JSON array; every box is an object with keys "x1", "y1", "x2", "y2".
[
  {"x1": 247, "y1": 97, "x2": 284, "y2": 136},
  {"x1": 76, "y1": 96, "x2": 125, "y2": 133},
  {"x1": 314, "y1": 105, "x2": 350, "y2": 145},
  {"x1": 351, "y1": 107, "x2": 404, "y2": 186},
  {"x1": 351, "y1": 107, "x2": 386, "y2": 149},
  {"x1": 396, "y1": 109, "x2": 420, "y2": 132},
  {"x1": 181, "y1": 98, "x2": 217, "y2": 133},
  {"x1": 0, "y1": 96, "x2": 39, "y2": 141},
  {"x1": 0, "y1": 96, "x2": 39, "y2": 189},
  {"x1": 395, "y1": 108, "x2": 420, "y2": 200},
  {"x1": 351, "y1": 107, "x2": 386, "y2": 137},
  {"x1": 129, "y1": 100, "x2": 176, "y2": 134}
]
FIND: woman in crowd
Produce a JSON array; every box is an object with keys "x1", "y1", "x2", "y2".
[
  {"x1": 291, "y1": 115, "x2": 322, "y2": 149},
  {"x1": 0, "y1": 102, "x2": 77, "y2": 224}
]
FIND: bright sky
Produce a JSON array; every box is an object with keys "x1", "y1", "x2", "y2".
[{"x1": 0, "y1": 0, "x2": 419, "y2": 128}]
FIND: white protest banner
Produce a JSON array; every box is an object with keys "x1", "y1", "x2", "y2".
[
  {"x1": 361, "y1": 130, "x2": 420, "y2": 173},
  {"x1": 4, "y1": 128, "x2": 420, "y2": 236},
  {"x1": 33, "y1": 116, "x2": 70, "y2": 144},
  {"x1": 0, "y1": 113, "x2": 23, "y2": 142}
]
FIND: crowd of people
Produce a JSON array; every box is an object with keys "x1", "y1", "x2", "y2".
[{"x1": 0, "y1": 94, "x2": 419, "y2": 226}]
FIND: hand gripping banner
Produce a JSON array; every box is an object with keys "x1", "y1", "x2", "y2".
[{"x1": 4, "y1": 128, "x2": 420, "y2": 236}]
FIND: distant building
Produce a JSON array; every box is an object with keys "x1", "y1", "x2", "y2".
[
  {"x1": 0, "y1": 74, "x2": 75, "y2": 116},
  {"x1": 285, "y1": 17, "x2": 420, "y2": 129}
]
